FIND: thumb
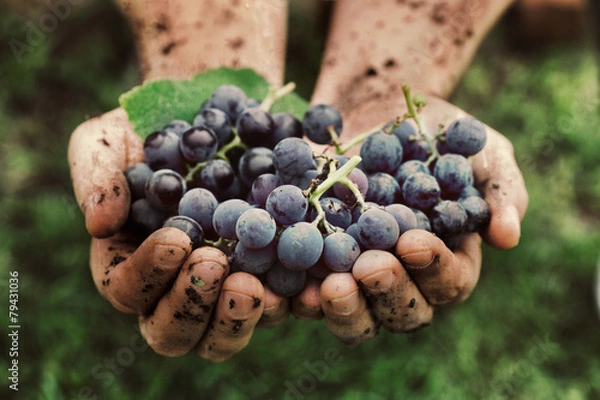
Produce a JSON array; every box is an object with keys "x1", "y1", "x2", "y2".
[{"x1": 68, "y1": 108, "x2": 143, "y2": 238}]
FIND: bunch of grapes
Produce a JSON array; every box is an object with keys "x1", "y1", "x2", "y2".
[{"x1": 124, "y1": 83, "x2": 490, "y2": 298}]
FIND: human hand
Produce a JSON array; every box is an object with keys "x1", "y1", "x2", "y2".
[{"x1": 307, "y1": 95, "x2": 528, "y2": 343}]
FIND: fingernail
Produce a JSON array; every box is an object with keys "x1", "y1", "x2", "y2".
[
  {"x1": 328, "y1": 290, "x2": 360, "y2": 316},
  {"x1": 359, "y1": 269, "x2": 395, "y2": 292},
  {"x1": 223, "y1": 291, "x2": 260, "y2": 318},
  {"x1": 190, "y1": 262, "x2": 226, "y2": 292},
  {"x1": 401, "y1": 250, "x2": 435, "y2": 270}
]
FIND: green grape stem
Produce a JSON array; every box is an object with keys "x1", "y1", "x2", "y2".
[
  {"x1": 307, "y1": 155, "x2": 363, "y2": 233},
  {"x1": 336, "y1": 121, "x2": 388, "y2": 155},
  {"x1": 401, "y1": 85, "x2": 441, "y2": 165},
  {"x1": 260, "y1": 82, "x2": 296, "y2": 112}
]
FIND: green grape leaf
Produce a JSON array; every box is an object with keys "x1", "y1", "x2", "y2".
[{"x1": 119, "y1": 68, "x2": 309, "y2": 138}]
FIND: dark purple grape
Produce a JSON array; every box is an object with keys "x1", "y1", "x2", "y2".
[
  {"x1": 145, "y1": 169, "x2": 186, "y2": 211},
  {"x1": 265, "y1": 262, "x2": 307, "y2": 297},
  {"x1": 385, "y1": 203, "x2": 418, "y2": 235},
  {"x1": 273, "y1": 137, "x2": 314, "y2": 179},
  {"x1": 271, "y1": 112, "x2": 303, "y2": 147},
  {"x1": 193, "y1": 108, "x2": 232, "y2": 146},
  {"x1": 402, "y1": 172, "x2": 440, "y2": 211},
  {"x1": 233, "y1": 241, "x2": 277, "y2": 274},
  {"x1": 251, "y1": 173, "x2": 282, "y2": 208},
  {"x1": 266, "y1": 184, "x2": 308, "y2": 226},
  {"x1": 366, "y1": 172, "x2": 401, "y2": 205},
  {"x1": 195, "y1": 159, "x2": 238, "y2": 201},
  {"x1": 178, "y1": 188, "x2": 218, "y2": 233},
  {"x1": 238, "y1": 147, "x2": 275, "y2": 187},
  {"x1": 236, "y1": 106, "x2": 275, "y2": 148},
  {"x1": 206, "y1": 85, "x2": 247, "y2": 122},
  {"x1": 128, "y1": 198, "x2": 168, "y2": 235},
  {"x1": 444, "y1": 117, "x2": 487, "y2": 157},
  {"x1": 163, "y1": 215, "x2": 204, "y2": 248},
  {"x1": 459, "y1": 195, "x2": 491, "y2": 233},
  {"x1": 124, "y1": 162, "x2": 153, "y2": 201},
  {"x1": 412, "y1": 208, "x2": 432, "y2": 232},
  {"x1": 433, "y1": 154, "x2": 474, "y2": 196},
  {"x1": 143, "y1": 130, "x2": 186, "y2": 174},
  {"x1": 356, "y1": 208, "x2": 400, "y2": 250},
  {"x1": 302, "y1": 104, "x2": 343, "y2": 145},
  {"x1": 277, "y1": 222, "x2": 324, "y2": 271},
  {"x1": 429, "y1": 200, "x2": 467, "y2": 236},
  {"x1": 360, "y1": 131, "x2": 403, "y2": 174},
  {"x1": 180, "y1": 126, "x2": 219, "y2": 164},
  {"x1": 311, "y1": 197, "x2": 352, "y2": 229},
  {"x1": 212, "y1": 199, "x2": 252, "y2": 240},
  {"x1": 395, "y1": 160, "x2": 430, "y2": 187},
  {"x1": 322, "y1": 232, "x2": 361, "y2": 272},
  {"x1": 163, "y1": 119, "x2": 192, "y2": 135}
]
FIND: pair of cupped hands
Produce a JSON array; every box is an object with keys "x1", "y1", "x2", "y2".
[{"x1": 68, "y1": 66, "x2": 528, "y2": 363}]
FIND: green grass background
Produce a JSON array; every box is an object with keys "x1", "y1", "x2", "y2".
[{"x1": 0, "y1": 1, "x2": 599, "y2": 399}]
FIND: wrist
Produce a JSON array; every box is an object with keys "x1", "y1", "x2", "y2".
[
  {"x1": 311, "y1": 0, "x2": 514, "y2": 112},
  {"x1": 117, "y1": 0, "x2": 287, "y2": 84}
]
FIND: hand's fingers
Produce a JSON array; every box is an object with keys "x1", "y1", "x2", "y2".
[
  {"x1": 90, "y1": 227, "x2": 192, "y2": 315},
  {"x1": 320, "y1": 273, "x2": 379, "y2": 345},
  {"x1": 68, "y1": 108, "x2": 143, "y2": 238},
  {"x1": 396, "y1": 230, "x2": 482, "y2": 306},
  {"x1": 472, "y1": 130, "x2": 529, "y2": 249},
  {"x1": 292, "y1": 277, "x2": 324, "y2": 321},
  {"x1": 257, "y1": 287, "x2": 290, "y2": 328},
  {"x1": 353, "y1": 250, "x2": 433, "y2": 333},
  {"x1": 139, "y1": 247, "x2": 229, "y2": 357},
  {"x1": 196, "y1": 272, "x2": 265, "y2": 362}
]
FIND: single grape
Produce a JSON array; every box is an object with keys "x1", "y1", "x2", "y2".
[
  {"x1": 333, "y1": 168, "x2": 369, "y2": 205},
  {"x1": 195, "y1": 159, "x2": 238, "y2": 201},
  {"x1": 128, "y1": 198, "x2": 168, "y2": 235},
  {"x1": 356, "y1": 208, "x2": 400, "y2": 250},
  {"x1": 433, "y1": 153, "x2": 474, "y2": 196},
  {"x1": 459, "y1": 195, "x2": 491, "y2": 232},
  {"x1": 124, "y1": 162, "x2": 153, "y2": 201},
  {"x1": 444, "y1": 117, "x2": 487, "y2": 157},
  {"x1": 238, "y1": 147, "x2": 275, "y2": 187},
  {"x1": 145, "y1": 169, "x2": 186, "y2": 211},
  {"x1": 143, "y1": 130, "x2": 186, "y2": 174},
  {"x1": 277, "y1": 222, "x2": 324, "y2": 270},
  {"x1": 233, "y1": 241, "x2": 277, "y2": 274},
  {"x1": 236, "y1": 106, "x2": 275, "y2": 148},
  {"x1": 212, "y1": 199, "x2": 252, "y2": 240},
  {"x1": 429, "y1": 200, "x2": 468, "y2": 237},
  {"x1": 205, "y1": 84, "x2": 247, "y2": 122},
  {"x1": 272, "y1": 137, "x2": 314, "y2": 179},
  {"x1": 360, "y1": 131, "x2": 403, "y2": 174},
  {"x1": 266, "y1": 184, "x2": 308, "y2": 226},
  {"x1": 192, "y1": 108, "x2": 232, "y2": 146},
  {"x1": 179, "y1": 126, "x2": 219, "y2": 164},
  {"x1": 395, "y1": 160, "x2": 430, "y2": 187},
  {"x1": 385, "y1": 203, "x2": 418, "y2": 235},
  {"x1": 251, "y1": 173, "x2": 282, "y2": 208},
  {"x1": 322, "y1": 232, "x2": 361, "y2": 272},
  {"x1": 366, "y1": 172, "x2": 401, "y2": 205},
  {"x1": 311, "y1": 197, "x2": 352, "y2": 229},
  {"x1": 402, "y1": 172, "x2": 441, "y2": 210},
  {"x1": 412, "y1": 208, "x2": 432, "y2": 232},
  {"x1": 163, "y1": 119, "x2": 192, "y2": 135},
  {"x1": 302, "y1": 104, "x2": 343, "y2": 145},
  {"x1": 271, "y1": 112, "x2": 303, "y2": 147},
  {"x1": 178, "y1": 188, "x2": 218, "y2": 233},
  {"x1": 265, "y1": 262, "x2": 307, "y2": 297},
  {"x1": 163, "y1": 215, "x2": 204, "y2": 249},
  {"x1": 236, "y1": 208, "x2": 277, "y2": 249}
]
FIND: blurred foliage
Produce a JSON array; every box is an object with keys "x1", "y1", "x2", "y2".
[{"x1": 0, "y1": 1, "x2": 599, "y2": 400}]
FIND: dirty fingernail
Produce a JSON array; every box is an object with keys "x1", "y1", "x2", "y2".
[
  {"x1": 223, "y1": 290, "x2": 261, "y2": 318},
  {"x1": 401, "y1": 250, "x2": 435, "y2": 269},
  {"x1": 327, "y1": 290, "x2": 360, "y2": 316},
  {"x1": 359, "y1": 269, "x2": 395, "y2": 291}
]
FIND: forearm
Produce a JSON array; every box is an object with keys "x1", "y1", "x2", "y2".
[
  {"x1": 116, "y1": 0, "x2": 287, "y2": 84},
  {"x1": 312, "y1": 0, "x2": 514, "y2": 114}
]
